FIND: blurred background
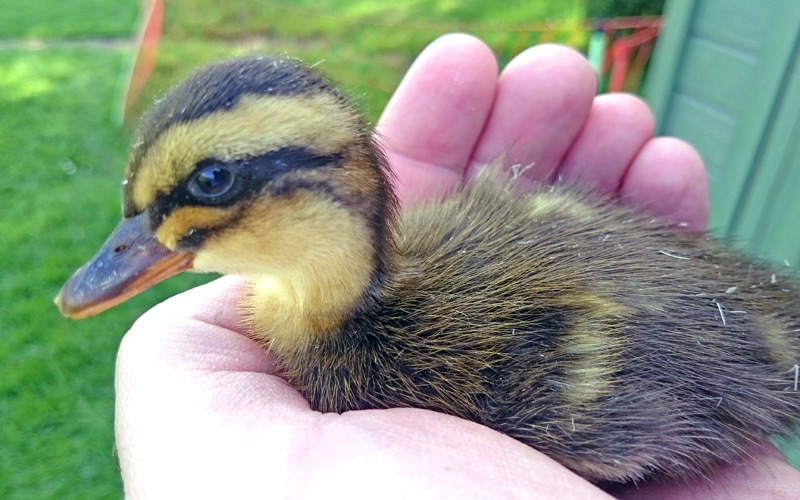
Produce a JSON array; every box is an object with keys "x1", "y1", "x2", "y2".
[{"x1": 2, "y1": 0, "x2": 798, "y2": 498}]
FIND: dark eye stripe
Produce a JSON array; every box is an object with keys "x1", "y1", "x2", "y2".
[{"x1": 149, "y1": 146, "x2": 342, "y2": 230}]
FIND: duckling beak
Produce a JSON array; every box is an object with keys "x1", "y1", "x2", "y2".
[{"x1": 55, "y1": 212, "x2": 194, "y2": 319}]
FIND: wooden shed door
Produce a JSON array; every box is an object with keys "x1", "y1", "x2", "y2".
[{"x1": 645, "y1": 0, "x2": 800, "y2": 266}]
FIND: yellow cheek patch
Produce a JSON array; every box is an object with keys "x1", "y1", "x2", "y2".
[
  {"x1": 193, "y1": 190, "x2": 372, "y2": 277},
  {"x1": 154, "y1": 205, "x2": 236, "y2": 250},
  {"x1": 129, "y1": 92, "x2": 359, "y2": 211},
  {"x1": 186, "y1": 190, "x2": 375, "y2": 351}
]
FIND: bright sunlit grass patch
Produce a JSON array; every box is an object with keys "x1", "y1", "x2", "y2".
[{"x1": 0, "y1": 0, "x2": 138, "y2": 39}]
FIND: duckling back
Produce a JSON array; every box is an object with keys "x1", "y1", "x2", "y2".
[{"x1": 278, "y1": 167, "x2": 800, "y2": 484}]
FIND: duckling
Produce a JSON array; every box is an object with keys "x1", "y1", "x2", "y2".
[{"x1": 56, "y1": 55, "x2": 800, "y2": 485}]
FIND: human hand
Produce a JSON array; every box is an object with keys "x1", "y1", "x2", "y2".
[{"x1": 114, "y1": 34, "x2": 800, "y2": 498}]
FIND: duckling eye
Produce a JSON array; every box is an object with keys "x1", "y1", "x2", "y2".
[{"x1": 189, "y1": 164, "x2": 234, "y2": 197}]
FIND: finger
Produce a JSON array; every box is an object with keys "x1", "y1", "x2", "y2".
[
  {"x1": 115, "y1": 277, "x2": 315, "y2": 496},
  {"x1": 114, "y1": 275, "x2": 313, "y2": 421},
  {"x1": 621, "y1": 137, "x2": 709, "y2": 231},
  {"x1": 615, "y1": 444, "x2": 800, "y2": 499},
  {"x1": 558, "y1": 93, "x2": 655, "y2": 194},
  {"x1": 468, "y1": 44, "x2": 596, "y2": 180},
  {"x1": 312, "y1": 408, "x2": 613, "y2": 499},
  {"x1": 117, "y1": 275, "x2": 269, "y2": 372},
  {"x1": 377, "y1": 33, "x2": 498, "y2": 204}
]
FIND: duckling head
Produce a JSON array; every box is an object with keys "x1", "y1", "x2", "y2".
[{"x1": 56, "y1": 56, "x2": 397, "y2": 347}]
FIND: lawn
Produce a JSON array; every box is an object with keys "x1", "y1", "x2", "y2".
[{"x1": 1, "y1": 0, "x2": 797, "y2": 498}]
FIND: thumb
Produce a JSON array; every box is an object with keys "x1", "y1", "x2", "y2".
[{"x1": 114, "y1": 276, "x2": 314, "y2": 497}]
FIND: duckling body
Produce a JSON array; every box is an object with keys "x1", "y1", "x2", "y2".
[
  {"x1": 285, "y1": 175, "x2": 800, "y2": 482},
  {"x1": 57, "y1": 55, "x2": 800, "y2": 484}
]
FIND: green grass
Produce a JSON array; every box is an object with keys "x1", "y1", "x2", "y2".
[
  {"x1": 0, "y1": 46, "x2": 129, "y2": 498},
  {"x1": 161, "y1": 0, "x2": 585, "y2": 40},
  {"x1": 0, "y1": 0, "x2": 139, "y2": 39},
  {"x1": 129, "y1": 0, "x2": 587, "y2": 124},
  {"x1": 2, "y1": 1, "x2": 798, "y2": 498},
  {"x1": 0, "y1": 44, "x2": 214, "y2": 498}
]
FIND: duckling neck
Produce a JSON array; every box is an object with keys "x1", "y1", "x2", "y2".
[
  {"x1": 245, "y1": 182, "x2": 398, "y2": 357},
  {"x1": 247, "y1": 270, "x2": 373, "y2": 355}
]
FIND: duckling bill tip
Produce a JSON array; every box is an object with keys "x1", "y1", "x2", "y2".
[{"x1": 55, "y1": 213, "x2": 195, "y2": 319}]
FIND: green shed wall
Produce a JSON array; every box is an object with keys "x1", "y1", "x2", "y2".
[{"x1": 645, "y1": 0, "x2": 800, "y2": 267}]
